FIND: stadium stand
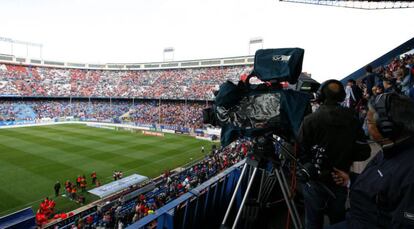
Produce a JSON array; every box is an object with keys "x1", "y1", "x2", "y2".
[
  {"x1": 342, "y1": 52, "x2": 414, "y2": 112},
  {"x1": 0, "y1": 64, "x2": 251, "y2": 100},
  {"x1": 0, "y1": 99, "x2": 207, "y2": 129},
  {"x1": 1, "y1": 38, "x2": 413, "y2": 228}
]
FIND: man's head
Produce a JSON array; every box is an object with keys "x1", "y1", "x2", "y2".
[
  {"x1": 383, "y1": 79, "x2": 394, "y2": 90},
  {"x1": 318, "y1": 79, "x2": 345, "y2": 104},
  {"x1": 347, "y1": 79, "x2": 356, "y2": 87},
  {"x1": 375, "y1": 85, "x2": 384, "y2": 95},
  {"x1": 367, "y1": 93, "x2": 414, "y2": 143}
]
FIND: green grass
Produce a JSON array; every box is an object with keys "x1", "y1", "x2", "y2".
[{"x1": 0, "y1": 124, "x2": 213, "y2": 216}]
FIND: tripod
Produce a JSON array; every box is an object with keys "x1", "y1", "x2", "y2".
[{"x1": 221, "y1": 156, "x2": 303, "y2": 229}]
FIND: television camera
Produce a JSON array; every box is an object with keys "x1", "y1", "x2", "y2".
[{"x1": 202, "y1": 48, "x2": 317, "y2": 229}]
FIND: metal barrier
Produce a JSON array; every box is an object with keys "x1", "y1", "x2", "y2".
[
  {"x1": 0, "y1": 207, "x2": 35, "y2": 229},
  {"x1": 126, "y1": 159, "x2": 246, "y2": 229}
]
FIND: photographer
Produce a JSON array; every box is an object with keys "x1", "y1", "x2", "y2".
[
  {"x1": 329, "y1": 93, "x2": 414, "y2": 229},
  {"x1": 298, "y1": 79, "x2": 371, "y2": 229}
]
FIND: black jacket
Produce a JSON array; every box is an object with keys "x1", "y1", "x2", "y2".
[
  {"x1": 348, "y1": 137, "x2": 414, "y2": 229},
  {"x1": 298, "y1": 103, "x2": 370, "y2": 185},
  {"x1": 364, "y1": 72, "x2": 380, "y2": 96}
]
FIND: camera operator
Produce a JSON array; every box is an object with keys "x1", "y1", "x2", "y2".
[
  {"x1": 298, "y1": 79, "x2": 371, "y2": 229},
  {"x1": 328, "y1": 93, "x2": 414, "y2": 229}
]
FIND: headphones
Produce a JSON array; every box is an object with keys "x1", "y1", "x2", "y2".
[
  {"x1": 369, "y1": 93, "x2": 395, "y2": 139},
  {"x1": 316, "y1": 79, "x2": 346, "y2": 103}
]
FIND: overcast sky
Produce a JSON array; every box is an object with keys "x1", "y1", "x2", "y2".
[{"x1": 0, "y1": 0, "x2": 413, "y2": 82}]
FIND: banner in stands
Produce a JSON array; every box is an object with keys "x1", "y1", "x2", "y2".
[
  {"x1": 142, "y1": 130, "x2": 164, "y2": 137},
  {"x1": 206, "y1": 127, "x2": 221, "y2": 136},
  {"x1": 174, "y1": 127, "x2": 190, "y2": 134},
  {"x1": 0, "y1": 120, "x2": 36, "y2": 126},
  {"x1": 161, "y1": 129, "x2": 175, "y2": 134},
  {"x1": 88, "y1": 174, "x2": 148, "y2": 198}
]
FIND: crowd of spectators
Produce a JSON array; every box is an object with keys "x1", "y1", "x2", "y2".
[
  {"x1": 127, "y1": 100, "x2": 207, "y2": 129},
  {"x1": 89, "y1": 141, "x2": 247, "y2": 228},
  {"x1": 340, "y1": 53, "x2": 414, "y2": 137},
  {"x1": 345, "y1": 53, "x2": 414, "y2": 110},
  {"x1": 0, "y1": 64, "x2": 250, "y2": 100},
  {"x1": 0, "y1": 99, "x2": 208, "y2": 129}
]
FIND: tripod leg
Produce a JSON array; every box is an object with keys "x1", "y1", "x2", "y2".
[
  {"x1": 274, "y1": 168, "x2": 303, "y2": 229},
  {"x1": 257, "y1": 168, "x2": 265, "y2": 202},
  {"x1": 278, "y1": 168, "x2": 302, "y2": 228},
  {"x1": 221, "y1": 163, "x2": 248, "y2": 226},
  {"x1": 232, "y1": 167, "x2": 258, "y2": 229}
]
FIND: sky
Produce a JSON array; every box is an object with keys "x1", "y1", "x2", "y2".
[{"x1": 0, "y1": 0, "x2": 413, "y2": 82}]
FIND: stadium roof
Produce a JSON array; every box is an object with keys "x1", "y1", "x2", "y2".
[{"x1": 280, "y1": 0, "x2": 414, "y2": 9}]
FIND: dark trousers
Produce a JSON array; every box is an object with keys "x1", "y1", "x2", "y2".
[{"x1": 301, "y1": 182, "x2": 347, "y2": 229}]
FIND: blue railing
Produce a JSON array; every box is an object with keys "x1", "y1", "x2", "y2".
[
  {"x1": 127, "y1": 159, "x2": 245, "y2": 229},
  {"x1": 0, "y1": 207, "x2": 35, "y2": 229}
]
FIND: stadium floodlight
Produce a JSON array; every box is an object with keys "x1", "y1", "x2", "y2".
[
  {"x1": 0, "y1": 37, "x2": 13, "y2": 43},
  {"x1": 249, "y1": 37, "x2": 264, "y2": 55},
  {"x1": 278, "y1": 0, "x2": 414, "y2": 9},
  {"x1": 163, "y1": 47, "x2": 175, "y2": 62},
  {"x1": 0, "y1": 36, "x2": 43, "y2": 59}
]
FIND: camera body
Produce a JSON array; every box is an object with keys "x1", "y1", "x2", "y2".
[{"x1": 203, "y1": 48, "x2": 311, "y2": 149}]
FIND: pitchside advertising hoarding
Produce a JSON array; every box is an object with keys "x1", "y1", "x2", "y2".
[
  {"x1": 0, "y1": 120, "x2": 36, "y2": 126},
  {"x1": 0, "y1": 120, "x2": 220, "y2": 140}
]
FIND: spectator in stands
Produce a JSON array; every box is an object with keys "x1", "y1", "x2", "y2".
[
  {"x1": 401, "y1": 67, "x2": 413, "y2": 96},
  {"x1": 298, "y1": 79, "x2": 371, "y2": 229},
  {"x1": 85, "y1": 214, "x2": 94, "y2": 228},
  {"x1": 363, "y1": 65, "x2": 379, "y2": 97},
  {"x1": 328, "y1": 93, "x2": 414, "y2": 229},
  {"x1": 345, "y1": 79, "x2": 362, "y2": 109},
  {"x1": 383, "y1": 78, "x2": 396, "y2": 93}
]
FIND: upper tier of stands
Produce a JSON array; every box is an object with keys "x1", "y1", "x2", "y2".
[{"x1": 0, "y1": 64, "x2": 251, "y2": 100}]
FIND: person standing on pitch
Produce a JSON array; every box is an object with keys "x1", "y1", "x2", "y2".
[
  {"x1": 91, "y1": 171, "x2": 97, "y2": 185},
  {"x1": 54, "y1": 181, "x2": 61, "y2": 197}
]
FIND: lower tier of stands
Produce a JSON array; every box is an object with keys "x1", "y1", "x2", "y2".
[{"x1": 0, "y1": 98, "x2": 209, "y2": 129}]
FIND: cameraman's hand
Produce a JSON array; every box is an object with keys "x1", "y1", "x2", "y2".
[{"x1": 331, "y1": 168, "x2": 350, "y2": 187}]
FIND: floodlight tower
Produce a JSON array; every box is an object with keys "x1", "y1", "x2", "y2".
[
  {"x1": 249, "y1": 37, "x2": 264, "y2": 55},
  {"x1": 0, "y1": 36, "x2": 43, "y2": 59},
  {"x1": 163, "y1": 47, "x2": 175, "y2": 62}
]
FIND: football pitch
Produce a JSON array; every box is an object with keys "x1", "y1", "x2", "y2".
[{"x1": 0, "y1": 124, "x2": 213, "y2": 216}]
